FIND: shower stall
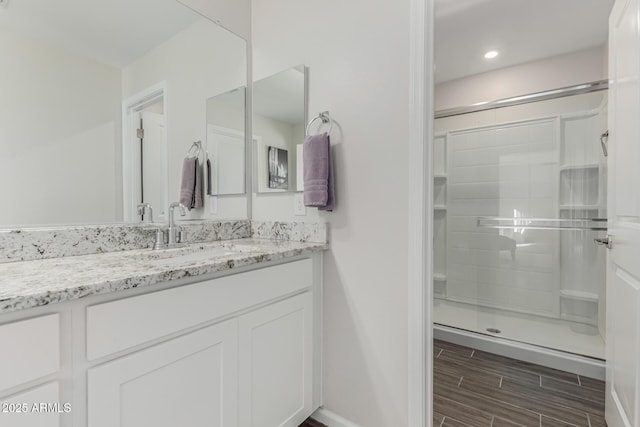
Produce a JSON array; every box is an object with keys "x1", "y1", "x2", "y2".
[{"x1": 432, "y1": 83, "x2": 609, "y2": 367}]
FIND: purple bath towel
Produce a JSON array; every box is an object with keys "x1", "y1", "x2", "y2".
[
  {"x1": 180, "y1": 157, "x2": 203, "y2": 210},
  {"x1": 303, "y1": 133, "x2": 334, "y2": 211}
]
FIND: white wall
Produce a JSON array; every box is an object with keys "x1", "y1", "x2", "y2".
[
  {"x1": 0, "y1": 27, "x2": 122, "y2": 227},
  {"x1": 435, "y1": 46, "x2": 607, "y2": 111},
  {"x1": 252, "y1": 0, "x2": 410, "y2": 425},
  {"x1": 123, "y1": 19, "x2": 248, "y2": 220}
]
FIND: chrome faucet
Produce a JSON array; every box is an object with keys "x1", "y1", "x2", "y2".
[
  {"x1": 136, "y1": 203, "x2": 153, "y2": 223},
  {"x1": 168, "y1": 202, "x2": 187, "y2": 246}
]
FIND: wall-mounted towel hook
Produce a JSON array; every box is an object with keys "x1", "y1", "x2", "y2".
[
  {"x1": 305, "y1": 111, "x2": 333, "y2": 136},
  {"x1": 186, "y1": 140, "x2": 202, "y2": 159}
]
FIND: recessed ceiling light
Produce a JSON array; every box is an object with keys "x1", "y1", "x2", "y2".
[{"x1": 484, "y1": 50, "x2": 499, "y2": 59}]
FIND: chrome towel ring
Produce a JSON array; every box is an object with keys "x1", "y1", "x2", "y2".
[
  {"x1": 305, "y1": 111, "x2": 333, "y2": 136},
  {"x1": 186, "y1": 140, "x2": 202, "y2": 158}
]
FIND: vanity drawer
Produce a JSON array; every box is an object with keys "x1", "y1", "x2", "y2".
[
  {"x1": 86, "y1": 258, "x2": 312, "y2": 360},
  {"x1": 0, "y1": 314, "x2": 60, "y2": 391}
]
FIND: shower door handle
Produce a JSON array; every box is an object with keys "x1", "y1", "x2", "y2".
[{"x1": 594, "y1": 235, "x2": 612, "y2": 249}]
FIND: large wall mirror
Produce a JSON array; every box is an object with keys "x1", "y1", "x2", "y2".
[
  {"x1": 0, "y1": 0, "x2": 247, "y2": 227},
  {"x1": 252, "y1": 65, "x2": 307, "y2": 193}
]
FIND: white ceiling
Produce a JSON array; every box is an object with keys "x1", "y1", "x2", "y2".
[
  {"x1": 435, "y1": 0, "x2": 615, "y2": 84},
  {"x1": 2, "y1": 0, "x2": 614, "y2": 88},
  {"x1": 0, "y1": 0, "x2": 201, "y2": 68}
]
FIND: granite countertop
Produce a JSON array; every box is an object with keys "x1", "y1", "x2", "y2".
[{"x1": 0, "y1": 239, "x2": 327, "y2": 314}]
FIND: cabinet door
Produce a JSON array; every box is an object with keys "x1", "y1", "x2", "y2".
[
  {"x1": 239, "y1": 292, "x2": 313, "y2": 427},
  {"x1": 0, "y1": 314, "x2": 60, "y2": 391},
  {"x1": 88, "y1": 319, "x2": 238, "y2": 427},
  {"x1": 0, "y1": 382, "x2": 61, "y2": 427}
]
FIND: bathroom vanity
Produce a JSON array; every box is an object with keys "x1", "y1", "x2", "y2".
[
  {"x1": 0, "y1": 237, "x2": 325, "y2": 427},
  {"x1": 0, "y1": 0, "x2": 325, "y2": 423}
]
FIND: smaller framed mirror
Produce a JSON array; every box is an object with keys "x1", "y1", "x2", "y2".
[
  {"x1": 206, "y1": 86, "x2": 247, "y2": 195},
  {"x1": 253, "y1": 65, "x2": 307, "y2": 193}
]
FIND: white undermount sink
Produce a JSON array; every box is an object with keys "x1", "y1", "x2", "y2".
[
  {"x1": 147, "y1": 248, "x2": 239, "y2": 266},
  {"x1": 136, "y1": 244, "x2": 261, "y2": 267}
]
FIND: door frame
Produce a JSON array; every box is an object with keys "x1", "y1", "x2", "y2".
[
  {"x1": 206, "y1": 124, "x2": 246, "y2": 195},
  {"x1": 122, "y1": 81, "x2": 168, "y2": 222},
  {"x1": 408, "y1": 0, "x2": 434, "y2": 425},
  {"x1": 605, "y1": 0, "x2": 640, "y2": 425}
]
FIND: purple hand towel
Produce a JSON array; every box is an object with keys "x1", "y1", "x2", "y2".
[
  {"x1": 179, "y1": 157, "x2": 203, "y2": 210},
  {"x1": 194, "y1": 159, "x2": 203, "y2": 208},
  {"x1": 303, "y1": 133, "x2": 334, "y2": 210},
  {"x1": 319, "y1": 147, "x2": 334, "y2": 211}
]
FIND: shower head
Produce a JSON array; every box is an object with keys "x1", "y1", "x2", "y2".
[{"x1": 600, "y1": 130, "x2": 609, "y2": 157}]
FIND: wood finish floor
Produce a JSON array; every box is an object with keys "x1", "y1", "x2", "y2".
[
  {"x1": 299, "y1": 339, "x2": 605, "y2": 427},
  {"x1": 434, "y1": 339, "x2": 606, "y2": 427},
  {"x1": 299, "y1": 417, "x2": 327, "y2": 427}
]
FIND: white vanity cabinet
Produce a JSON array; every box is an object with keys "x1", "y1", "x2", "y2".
[
  {"x1": 87, "y1": 292, "x2": 313, "y2": 427},
  {"x1": 0, "y1": 254, "x2": 322, "y2": 427},
  {"x1": 0, "y1": 383, "x2": 62, "y2": 427},
  {"x1": 88, "y1": 319, "x2": 238, "y2": 427},
  {"x1": 0, "y1": 314, "x2": 62, "y2": 427},
  {"x1": 239, "y1": 292, "x2": 313, "y2": 427},
  {"x1": 0, "y1": 314, "x2": 60, "y2": 391},
  {"x1": 85, "y1": 258, "x2": 318, "y2": 427}
]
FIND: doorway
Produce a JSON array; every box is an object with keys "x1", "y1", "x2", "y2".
[{"x1": 122, "y1": 82, "x2": 168, "y2": 222}]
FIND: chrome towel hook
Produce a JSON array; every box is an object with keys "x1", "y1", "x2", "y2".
[{"x1": 305, "y1": 111, "x2": 333, "y2": 136}]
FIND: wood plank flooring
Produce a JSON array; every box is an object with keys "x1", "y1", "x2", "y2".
[
  {"x1": 434, "y1": 339, "x2": 606, "y2": 427},
  {"x1": 299, "y1": 339, "x2": 605, "y2": 427},
  {"x1": 299, "y1": 417, "x2": 327, "y2": 427}
]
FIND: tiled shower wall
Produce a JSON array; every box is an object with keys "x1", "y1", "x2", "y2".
[
  {"x1": 434, "y1": 93, "x2": 607, "y2": 324},
  {"x1": 446, "y1": 119, "x2": 560, "y2": 317}
]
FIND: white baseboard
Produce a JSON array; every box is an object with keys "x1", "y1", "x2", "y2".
[{"x1": 311, "y1": 408, "x2": 361, "y2": 427}]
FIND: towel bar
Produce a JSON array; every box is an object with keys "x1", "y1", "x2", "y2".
[{"x1": 476, "y1": 216, "x2": 607, "y2": 231}]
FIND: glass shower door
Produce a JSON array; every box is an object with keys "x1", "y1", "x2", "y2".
[{"x1": 432, "y1": 92, "x2": 608, "y2": 358}]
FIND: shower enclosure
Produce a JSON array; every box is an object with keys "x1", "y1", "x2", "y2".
[{"x1": 432, "y1": 84, "x2": 608, "y2": 360}]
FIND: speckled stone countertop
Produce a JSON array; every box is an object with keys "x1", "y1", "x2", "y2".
[{"x1": 0, "y1": 239, "x2": 327, "y2": 314}]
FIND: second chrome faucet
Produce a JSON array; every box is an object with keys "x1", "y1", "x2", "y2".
[
  {"x1": 154, "y1": 202, "x2": 188, "y2": 249},
  {"x1": 168, "y1": 202, "x2": 187, "y2": 245}
]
